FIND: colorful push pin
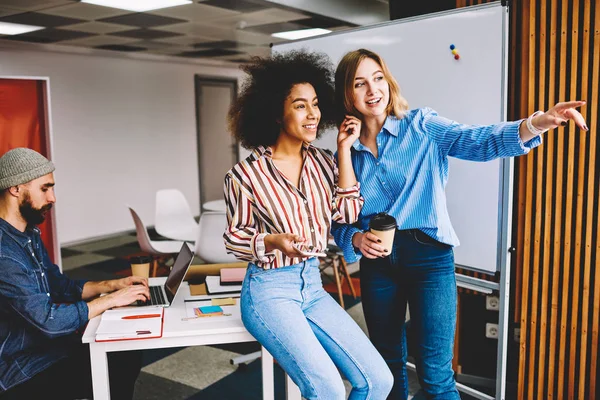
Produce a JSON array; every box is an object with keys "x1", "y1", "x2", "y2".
[
  {"x1": 450, "y1": 44, "x2": 456, "y2": 50},
  {"x1": 451, "y1": 49, "x2": 458, "y2": 55},
  {"x1": 454, "y1": 54, "x2": 460, "y2": 60}
]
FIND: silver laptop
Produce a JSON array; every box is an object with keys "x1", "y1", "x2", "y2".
[{"x1": 137, "y1": 243, "x2": 194, "y2": 307}]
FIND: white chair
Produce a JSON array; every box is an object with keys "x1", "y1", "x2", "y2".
[
  {"x1": 128, "y1": 206, "x2": 194, "y2": 276},
  {"x1": 195, "y1": 210, "x2": 260, "y2": 366},
  {"x1": 202, "y1": 199, "x2": 227, "y2": 212},
  {"x1": 195, "y1": 211, "x2": 238, "y2": 264},
  {"x1": 155, "y1": 189, "x2": 199, "y2": 242}
]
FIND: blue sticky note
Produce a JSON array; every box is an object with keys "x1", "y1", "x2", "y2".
[{"x1": 198, "y1": 305, "x2": 223, "y2": 314}]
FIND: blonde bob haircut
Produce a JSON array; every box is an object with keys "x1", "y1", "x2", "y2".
[{"x1": 335, "y1": 48, "x2": 409, "y2": 123}]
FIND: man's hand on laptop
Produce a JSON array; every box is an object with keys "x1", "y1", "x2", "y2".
[
  {"x1": 88, "y1": 285, "x2": 151, "y2": 319},
  {"x1": 107, "y1": 284, "x2": 151, "y2": 306},
  {"x1": 110, "y1": 276, "x2": 149, "y2": 291}
]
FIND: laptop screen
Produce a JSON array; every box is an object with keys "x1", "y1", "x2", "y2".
[{"x1": 164, "y1": 243, "x2": 194, "y2": 304}]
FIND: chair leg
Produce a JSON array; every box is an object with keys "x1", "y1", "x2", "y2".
[
  {"x1": 339, "y1": 256, "x2": 357, "y2": 299},
  {"x1": 151, "y1": 258, "x2": 158, "y2": 278},
  {"x1": 332, "y1": 257, "x2": 344, "y2": 308},
  {"x1": 151, "y1": 255, "x2": 171, "y2": 277}
]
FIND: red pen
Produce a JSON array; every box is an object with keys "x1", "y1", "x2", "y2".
[{"x1": 122, "y1": 314, "x2": 161, "y2": 320}]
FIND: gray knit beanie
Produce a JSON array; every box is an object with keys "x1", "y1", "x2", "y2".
[{"x1": 0, "y1": 148, "x2": 55, "y2": 190}]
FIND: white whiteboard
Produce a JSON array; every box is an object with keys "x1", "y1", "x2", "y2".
[{"x1": 274, "y1": 3, "x2": 510, "y2": 274}]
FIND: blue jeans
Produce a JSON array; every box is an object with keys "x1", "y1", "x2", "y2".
[
  {"x1": 360, "y1": 229, "x2": 460, "y2": 400},
  {"x1": 241, "y1": 258, "x2": 393, "y2": 400}
]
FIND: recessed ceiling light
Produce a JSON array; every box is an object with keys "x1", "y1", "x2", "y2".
[
  {"x1": 272, "y1": 28, "x2": 331, "y2": 41},
  {"x1": 82, "y1": 0, "x2": 192, "y2": 12},
  {"x1": 0, "y1": 22, "x2": 44, "y2": 35}
]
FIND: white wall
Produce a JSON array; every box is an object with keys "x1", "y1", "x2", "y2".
[{"x1": 0, "y1": 48, "x2": 242, "y2": 244}]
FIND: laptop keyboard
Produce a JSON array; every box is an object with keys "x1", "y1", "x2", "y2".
[{"x1": 139, "y1": 285, "x2": 167, "y2": 306}]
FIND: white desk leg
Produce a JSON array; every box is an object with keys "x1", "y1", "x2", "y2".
[
  {"x1": 285, "y1": 374, "x2": 301, "y2": 400},
  {"x1": 89, "y1": 342, "x2": 111, "y2": 400},
  {"x1": 261, "y1": 346, "x2": 274, "y2": 400}
]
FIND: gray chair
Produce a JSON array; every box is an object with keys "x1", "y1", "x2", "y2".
[{"x1": 128, "y1": 205, "x2": 194, "y2": 276}]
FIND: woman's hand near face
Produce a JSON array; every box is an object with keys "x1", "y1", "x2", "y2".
[
  {"x1": 337, "y1": 115, "x2": 362, "y2": 152},
  {"x1": 264, "y1": 233, "x2": 307, "y2": 258},
  {"x1": 352, "y1": 231, "x2": 388, "y2": 259}
]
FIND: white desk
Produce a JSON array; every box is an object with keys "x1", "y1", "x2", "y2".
[
  {"x1": 202, "y1": 199, "x2": 226, "y2": 212},
  {"x1": 83, "y1": 279, "x2": 301, "y2": 400}
]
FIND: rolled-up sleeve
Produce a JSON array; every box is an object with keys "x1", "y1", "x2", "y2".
[
  {"x1": 223, "y1": 173, "x2": 275, "y2": 264},
  {"x1": 330, "y1": 221, "x2": 363, "y2": 264},
  {"x1": 0, "y1": 256, "x2": 88, "y2": 339},
  {"x1": 331, "y1": 156, "x2": 364, "y2": 224},
  {"x1": 419, "y1": 107, "x2": 543, "y2": 161}
]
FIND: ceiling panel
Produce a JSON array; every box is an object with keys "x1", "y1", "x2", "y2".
[
  {"x1": 0, "y1": 0, "x2": 356, "y2": 63},
  {"x1": 0, "y1": 11, "x2": 84, "y2": 27},
  {"x1": 178, "y1": 47, "x2": 242, "y2": 58},
  {"x1": 95, "y1": 43, "x2": 146, "y2": 52},
  {"x1": 152, "y1": 34, "x2": 216, "y2": 46},
  {"x1": 0, "y1": 0, "x2": 74, "y2": 12},
  {"x1": 110, "y1": 28, "x2": 183, "y2": 40},
  {"x1": 60, "y1": 21, "x2": 132, "y2": 34},
  {"x1": 202, "y1": 8, "x2": 309, "y2": 29},
  {"x1": 198, "y1": 0, "x2": 268, "y2": 13},
  {"x1": 0, "y1": 7, "x2": 20, "y2": 17},
  {"x1": 2, "y1": 27, "x2": 92, "y2": 43},
  {"x1": 36, "y1": 2, "x2": 128, "y2": 19},
  {"x1": 99, "y1": 13, "x2": 187, "y2": 28},
  {"x1": 148, "y1": 3, "x2": 239, "y2": 22},
  {"x1": 57, "y1": 34, "x2": 138, "y2": 47}
]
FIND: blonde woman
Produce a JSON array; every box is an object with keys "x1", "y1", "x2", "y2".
[{"x1": 332, "y1": 48, "x2": 586, "y2": 400}]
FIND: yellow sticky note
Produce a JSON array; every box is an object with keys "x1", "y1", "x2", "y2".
[{"x1": 212, "y1": 298, "x2": 236, "y2": 306}]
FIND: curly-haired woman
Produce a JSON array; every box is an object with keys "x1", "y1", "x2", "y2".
[{"x1": 223, "y1": 50, "x2": 393, "y2": 399}]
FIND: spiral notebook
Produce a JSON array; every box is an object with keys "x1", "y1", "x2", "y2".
[{"x1": 95, "y1": 307, "x2": 164, "y2": 342}]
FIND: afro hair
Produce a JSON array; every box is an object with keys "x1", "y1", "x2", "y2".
[{"x1": 228, "y1": 49, "x2": 336, "y2": 149}]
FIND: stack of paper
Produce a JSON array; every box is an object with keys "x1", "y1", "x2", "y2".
[
  {"x1": 220, "y1": 267, "x2": 246, "y2": 285},
  {"x1": 205, "y1": 275, "x2": 242, "y2": 295},
  {"x1": 95, "y1": 306, "x2": 164, "y2": 342}
]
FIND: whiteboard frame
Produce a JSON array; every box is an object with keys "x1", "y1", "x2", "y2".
[{"x1": 273, "y1": 3, "x2": 512, "y2": 399}]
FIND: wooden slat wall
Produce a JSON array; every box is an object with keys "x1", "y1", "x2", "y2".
[{"x1": 455, "y1": 0, "x2": 600, "y2": 398}]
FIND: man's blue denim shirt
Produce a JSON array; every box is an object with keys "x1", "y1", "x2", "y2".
[{"x1": 0, "y1": 218, "x2": 89, "y2": 392}]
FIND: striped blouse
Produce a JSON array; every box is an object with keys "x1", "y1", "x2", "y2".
[
  {"x1": 223, "y1": 143, "x2": 363, "y2": 269},
  {"x1": 331, "y1": 107, "x2": 542, "y2": 264}
]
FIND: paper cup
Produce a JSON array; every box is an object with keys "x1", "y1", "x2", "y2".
[
  {"x1": 130, "y1": 255, "x2": 153, "y2": 278},
  {"x1": 368, "y1": 212, "x2": 396, "y2": 252}
]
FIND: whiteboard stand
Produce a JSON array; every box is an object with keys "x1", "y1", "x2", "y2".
[{"x1": 454, "y1": 273, "x2": 509, "y2": 400}]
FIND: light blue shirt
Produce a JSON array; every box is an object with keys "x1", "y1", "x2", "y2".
[{"x1": 331, "y1": 107, "x2": 542, "y2": 263}]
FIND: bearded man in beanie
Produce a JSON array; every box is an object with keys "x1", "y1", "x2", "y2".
[{"x1": 0, "y1": 148, "x2": 150, "y2": 399}]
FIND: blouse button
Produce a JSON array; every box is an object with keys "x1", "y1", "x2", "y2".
[
  {"x1": 47, "y1": 293, "x2": 50, "y2": 297},
  {"x1": 310, "y1": 228, "x2": 315, "y2": 232},
  {"x1": 41, "y1": 272, "x2": 45, "y2": 277},
  {"x1": 304, "y1": 199, "x2": 308, "y2": 204}
]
